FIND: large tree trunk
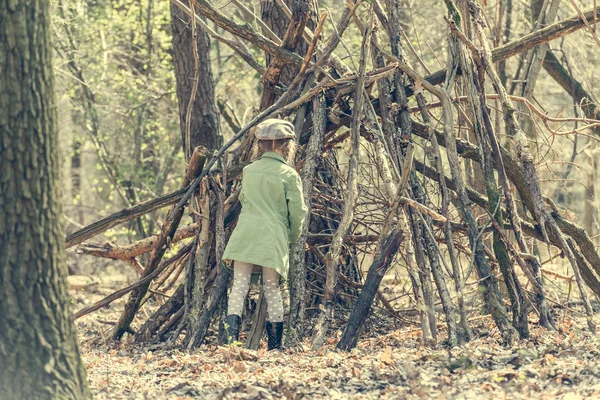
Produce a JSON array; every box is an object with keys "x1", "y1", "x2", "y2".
[
  {"x1": 170, "y1": 1, "x2": 222, "y2": 154},
  {"x1": 0, "y1": 0, "x2": 90, "y2": 397}
]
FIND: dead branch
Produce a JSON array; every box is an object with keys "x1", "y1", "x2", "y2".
[
  {"x1": 111, "y1": 147, "x2": 208, "y2": 340},
  {"x1": 422, "y1": 5, "x2": 600, "y2": 89},
  {"x1": 184, "y1": 0, "x2": 304, "y2": 69},
  {"x1": 259, "y1": 0, "x2": 312, "y2": 109},
  {"x1": 469, "y1": 0, "x2": 596, "y2": 333},
  {"x1": 543, "y1": 50, "x2": 600, "y2": 136},
  {"x1": 70, "y1": 0, "x2": 600, "y2": 350},
  {"x1": 66, "y1": 187, "x2": 189, "y2": 248},
  {"x1": 76, "y1": 224, "x2": 198, "y2": 261},
  {"x1": 74, "y1": 242, "x2": 193, "y2": 320},
  {"x1": 312, "y1": 17, "x2": 370, "y2": 351},
  {"x1": 65, "y1": 162, "x2": 245, "y2": 248},
  {"x1": 288, "y1": 94, "x2": 326, "y2": 345}
]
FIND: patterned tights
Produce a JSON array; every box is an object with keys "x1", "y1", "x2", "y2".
[{"x1": 227, "y1": 261, "x2": 284, "y2": 323}]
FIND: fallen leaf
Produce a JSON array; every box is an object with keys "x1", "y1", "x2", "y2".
[
  {"x1": 232, "y1": 361, "x2": 246, "y2": 373},
  {"x1": 380, "y1": 347, "x2": 394, "y2": 365}
]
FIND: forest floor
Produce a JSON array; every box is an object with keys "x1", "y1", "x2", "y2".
[{"x1": 71, "y1": 275, "x2": 600, "y2": 399}]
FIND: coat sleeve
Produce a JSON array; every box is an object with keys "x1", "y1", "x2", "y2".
[{"x1": 285, "y1": 171, "x2": 308, "y2": 243}]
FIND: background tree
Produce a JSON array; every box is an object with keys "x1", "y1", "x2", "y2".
[
  {"x1": 53, "y1": 0, "x2": 186, "y2": 243},
  {"x1": 0, "y1": 0, "x2": 90, "y2": 397},
  {"x1": 170, "y1": 1, "x2": 222, "y2": 155}
]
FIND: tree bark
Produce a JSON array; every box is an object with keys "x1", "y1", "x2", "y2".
[
  {"x1": 261, "y1": 0, "x2": 312, "y2": 85},
  {"x1": 434, "y1": 4, "x2": 518, "y2": 344},
  {"x1": 77, "y1": 223, "x2": 199, "y2": 261},
  {"x1": 187, "y1": 263, "x2": 231, "y2": 348},
  {"x1": 0, "y1": 0, "x2": 90, "y2": 397},
  {"x1": 171, "y1": 0, "x2": 222, "y2": 153},
  {"x1": 469, "y1": 0, "x2": 596, "y2": 333},
  {"x1": 415, "y1": 92, "x2": 471, "y2": 343},
  {"x1": 259, "y1": 0, "x2": 311, "y2": 109},
  {"x1": 453, "y1": 12, "x2": 530, "y2": 337},
  {"x1": 408, "y1": 210, "x2": 438, "y2": 342},
  {"x1": 135, "y1": 284, "x2": 185, "y2": 343},
  {"x1": 386, "y1": 0, "x2": 447, "y2": 344}
]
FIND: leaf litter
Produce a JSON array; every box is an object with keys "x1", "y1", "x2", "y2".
[
  {"x1": 71, "y1": 276, "x2": 600, "y2": 399},
  {"x1": 77, "y1": 309, "x2": 600, "y2": 399}
]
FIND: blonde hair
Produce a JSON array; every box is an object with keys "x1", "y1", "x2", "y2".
[{"x1": 257, "y1": 138, "x2": 296, "y2": 166}]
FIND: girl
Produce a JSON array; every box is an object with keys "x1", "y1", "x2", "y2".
[{"x1": 222, "y1": 119, "x2": 308, "y2": 350}]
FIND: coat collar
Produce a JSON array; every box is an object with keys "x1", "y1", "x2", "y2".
[{"x1": 261, "y1": 151, "x2": 287, "y2": 164}]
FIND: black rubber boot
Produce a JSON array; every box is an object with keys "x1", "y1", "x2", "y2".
[
  {"x1": 265, "y1": 321, "x2": 283, "y2": 351},
  {"x1": 225, "y1": 315, "x2": 241, "y2": 344}
]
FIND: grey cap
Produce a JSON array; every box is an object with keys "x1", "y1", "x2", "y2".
[{"x1": 255, "y1": 119, "x2": 295, "y2": 140}]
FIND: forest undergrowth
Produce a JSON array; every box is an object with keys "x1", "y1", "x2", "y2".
[{"x1": 72, "y1": 271, "x2": 600, "y2": 400}]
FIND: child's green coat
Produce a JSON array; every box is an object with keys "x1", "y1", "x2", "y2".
[{"x1": 222, "y1": 152, "x2": 308, "y2": 278}]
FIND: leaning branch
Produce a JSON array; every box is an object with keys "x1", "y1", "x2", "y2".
[
  {"x1": 543, "y1": 50, "x2": 600, "y2": 136},
  {"x1": 66, "y1": 187, "x2": 189, "y2": 248},
  {"x1": 74, "y1": 242, "x2": 193, "y2": 320},
  {"x1": 311, "y1": 19, "x2": 370, "y2": 351},
  {"x1": 65, "y1": 162, "x2": 246, "y2": 248},
  {"x1": 185, "y1": 0, "x2": 305, "y2": 68},
  {"x1": 172, "y1": 0, "x2": 266, "y2": 76},
  {"x1": 76, "y1": 224, "x2": 199, "y2": 261},
  {"x1": 422, "y1": 5, "x2": 600, "y2": 88},
  {"x1": 111, "y1": 148, "x2": 208, "y2": 340}
]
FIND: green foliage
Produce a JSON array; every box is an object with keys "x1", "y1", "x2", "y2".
[
  {"x1": 53, "y1": 0, "x2": 182, "y2": 239},
  {"x1": 52, "y1": 0, "x2": 266, "y2": 244}
]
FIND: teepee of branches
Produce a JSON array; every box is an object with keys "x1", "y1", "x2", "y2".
[{"x1": 70, "y1": 0, "x2": 600, "y2": 350}]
